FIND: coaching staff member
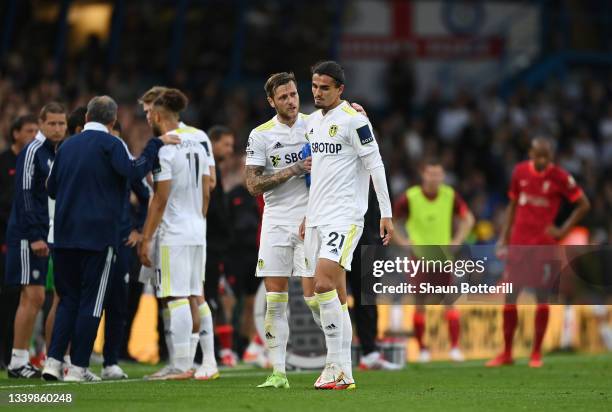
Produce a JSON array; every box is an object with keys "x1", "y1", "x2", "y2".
[{"x1": 42, "y1": 96, "x2": 177, "y2": 381}]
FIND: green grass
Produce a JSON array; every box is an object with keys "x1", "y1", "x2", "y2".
[{"x1": 1, "y1": 354, "x2": 611, "y2": 411}]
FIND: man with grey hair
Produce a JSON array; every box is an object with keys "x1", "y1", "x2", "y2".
[
  {"x1": 42, "y1": 96, "x2": 179, "y2": 382},
  {"x1": 86, "y1": 95, "x2": 118, "y2": 125}
]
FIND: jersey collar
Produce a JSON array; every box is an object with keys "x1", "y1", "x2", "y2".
[
  {"x1": 274, "y1": 114, "x2": 300, "y2": 129},
  {"x1": 83, "y1": 122, "x2": 110, "y2": 133},
  {"x1": 322, "y1": 100, "x2": 347, "y2": 117},
  {"x1": 528, "y1": 161, "x2": 552, "y2": 177},
  {"x1": 420, "y1": 185, "x2": 440, "y2": 201},
  {"x1": 34, "y1": 131, "x2": 46, "y2": 143}
]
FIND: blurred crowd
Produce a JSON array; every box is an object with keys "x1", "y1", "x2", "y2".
[
  {"x1": 2, "y1": 64, "x2": 611, "y2": 248},
  {"x1": 380, "y1": 70, "x2": 612, "y2": 246},
  {"x1": 1, "y1": 0, "x2": 611, "y2": 247}
]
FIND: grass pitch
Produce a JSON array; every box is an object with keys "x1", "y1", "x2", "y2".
[{"x1": 1, "y1": 354, "x2": 611, "y2": 411}]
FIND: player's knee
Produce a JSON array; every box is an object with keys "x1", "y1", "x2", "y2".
[
  {"x1": 301, "y1": 277, "x2": 315, "y2": 296},
  {"x1": 23, "y1": 286, "x2": 45, "y2": 309},
  {"x1": 264, "y1": 277, "x2": 288, "y2": 293},
  {"x1": 336, "y1": 288, "x2": 348, "y2": 304},
  {"x1": 314, "y1": 278, "x2": 335, "y2": 294}
]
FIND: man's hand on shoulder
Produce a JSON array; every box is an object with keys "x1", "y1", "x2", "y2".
[
  {"x1": 351, "y1": 102, "x2": 367, "y2": 118},
  {"x1": 159, "y1": 133, "x2": 181, "y2": 145}
]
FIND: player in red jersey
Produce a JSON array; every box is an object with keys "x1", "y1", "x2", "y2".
[{"x1": 487, "y1": 137, "x2": 590, "y2": 368}]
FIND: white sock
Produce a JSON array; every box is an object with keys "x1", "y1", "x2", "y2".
[
  {"x1": 63, "y1": 355, "x2": 72, "y2": 366},
  {"x1": 264, "y1": 292, "x2": 289, "y2": 374},
  {"x1": 199, "y1": 302, "x2": 217, "y2": 367},
  {"x1": 162, "y1": 308, "x2": 174, "y2": 367},
  {"x1": 317, "y1": 290, "x2": 343, "y2": 365},
  {"x1": 169, "y1": 299, "x2": 192, "y2": 372},
  {"x1": 304, "y1": 295, "x2": 322, "y2": 329},
  {"x1": 341, "y1": 303, "x2": 353, "y2": 380},
  {"x1": 190, "y1": 333, "x2": 199, "y2": 367},
  {"x1": 9, "y1": 349, "x2": 29, "y2": 369}
]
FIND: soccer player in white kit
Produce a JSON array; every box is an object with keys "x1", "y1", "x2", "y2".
[
  {"x1": 139, "y1": 89, "x2": 217, "y2": 380},
  {"x1": 139, "y1": 86, "x2": 217, "y2": 188},
  {"x1": 245, "y1": 72, "x2": 315, "y2": 389},
  {"x1": 138, "y1": 86, "x2": 217, "y2": 379},
  {"x1": 304, "y1": 61, "x2": 394, "y2": 390}
]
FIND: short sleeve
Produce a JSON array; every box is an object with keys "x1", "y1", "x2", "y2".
[
  {"x1": 153, "y1": 146, "x2": 174, "y2": 182},
  {"x1": 201, "y1": 147, "x2": 211, "y2": 176},
  {"x1": 508, "y1": 166, "x2": 520, "y2": 200},
  {"x1": 349, "y1": 115, "x2": 378, "y2": 158},
  {"x1": 558, "y1": 169, "x2": 583, "y2": 203},
  {"x1": 453, "y1": 191, "x2": 469, "y2": 218},
  {"x1": 245, "y1": 133, "x2": 266, "y2": 167},
  {"x1": 199, "y1": 132, "x2": 216, "y2": 167},
  {"x1": 393, "y1": 195, "x2": 409, "y2": 220}
]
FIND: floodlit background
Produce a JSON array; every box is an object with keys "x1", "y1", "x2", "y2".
[{"x1": 1, "y1": 0, "x2": 611, "y2": 362}]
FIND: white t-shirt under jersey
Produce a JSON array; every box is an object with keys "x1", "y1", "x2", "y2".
[
  {"x1": 305, "y1": 101, "x2": 380, "y2": 228},
  {"x1": 245, "y1": 114, "x2": 309, "y2": 226},
  {"x1": 153, "y1": 126, "x2": 210, "y2": 245}
]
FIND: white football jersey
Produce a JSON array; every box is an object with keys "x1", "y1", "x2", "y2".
[
  {"x1": 179, "y1": 121, "x2": 215, "y2": 167},
  {"x1": 245, "y1": 114, "x2": 310, "y2": 225},
  {"x1": 305, "y1": 101, "x2": 379, "y2": 227},
  {"x1": 153, "y1": 126, "x2": 210, "y2": 245}
]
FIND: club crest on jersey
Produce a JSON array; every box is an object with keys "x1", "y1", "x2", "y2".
[
  {"x1": 542, "y1": 180, "x2": 550, "y2": 193},
  {"x1": 270, "y1": 155, "x2": 280, "y2": 167},
  {"x1": 329, "y1": 125, "x2": 338, "y2": 137}
]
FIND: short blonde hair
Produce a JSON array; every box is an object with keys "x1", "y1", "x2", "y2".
[{"x1": 138, "y1": 86, "x2": 168, "y2": 105}]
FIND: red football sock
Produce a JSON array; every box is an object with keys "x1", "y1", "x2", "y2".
[
  {"x1": 503, "y1": 305, "x2": 518, "y2": 356},
  {"x1": 253, "y1": 334, "x2": 264, "y2": 346},
  {"x1": 413, "y1": 311, "x2": 426, "y2": 350},
  {"x1": 533, "y1": 304, "x2": 549, "y2": 355},
  {"x1": 216, "y1": 324, "x2": 233, "y2": 350},
  {"x1": 446, "y1": 309, "x2": 460, "y2": 349}
]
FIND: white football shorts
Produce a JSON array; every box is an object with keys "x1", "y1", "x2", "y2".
[
  {"x1": 256, "y1": 223, "x2": 313, "y2": 278},
  {"x1": 304, "y1": 224, "x2": 363, "y2": 271},
  {"x1": 154, "y1": 244, "x2": 205, "y2": 298}
]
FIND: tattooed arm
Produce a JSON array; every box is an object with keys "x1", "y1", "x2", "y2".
[{"x1": 245, "y1": 158, "x2": 311, "y2": 196}]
